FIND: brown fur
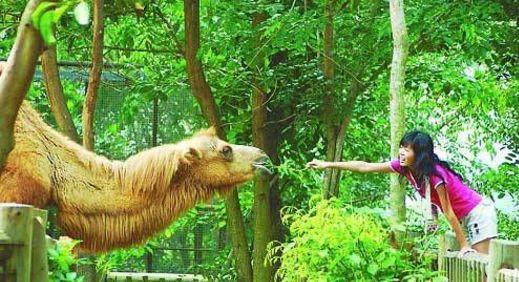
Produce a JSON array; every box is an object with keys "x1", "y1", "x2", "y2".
[{"x1": 0, "y1": 101, "x2": 265, "y2": 253}]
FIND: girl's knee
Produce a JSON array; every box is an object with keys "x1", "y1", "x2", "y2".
[{"x1": 472, "y1": 238, "x2": 491, "y2": 254}]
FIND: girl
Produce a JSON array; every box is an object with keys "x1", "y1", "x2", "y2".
[{"x1": 306, "y1": 130, "x2": 498, "y2": 257}]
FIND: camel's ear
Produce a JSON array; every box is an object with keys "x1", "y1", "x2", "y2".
[
  {"x1": 206, "y1": 126, "x2": 217, "y2": 136},
  {"x1": 181, "y1": 147, "x2": 202, "y2": 165},
  {"x1": 196, "y1": 126, "x2": 217, "y2": 137}
]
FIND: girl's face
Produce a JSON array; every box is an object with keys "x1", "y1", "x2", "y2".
[{"x1": 399, "y1": 145, "x2": 415, "y2": 167}]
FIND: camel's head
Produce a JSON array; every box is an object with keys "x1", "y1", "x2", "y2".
[{"x1": 178, "y1": 127, "x2": 271, "y2": 191}]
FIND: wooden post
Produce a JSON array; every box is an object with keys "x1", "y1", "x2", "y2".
[
  {"x1": 438, "y1": 233, "x2": 447, "y2": 272},
  {"x1": 0, "y1": 231, "x2": 13, "y2": 282},
  {"x1": 31, "y1": 208, "x2": 48, "y2": 282},
  {"x1": 488, "y1": 239, "x2": 519, "y2": 282},
  {"x1": 464, "y1": 256, "x2": 470, "y2": 280},
  {"x1": 438, "y1": 232, "x2": 460, "y2": 276},
  {"x1": 0, "y1": 204, "x2": 34, "y2": 282}
]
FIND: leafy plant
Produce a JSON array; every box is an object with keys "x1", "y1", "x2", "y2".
[
  {"x1": 47, "y1": 237, "x2": 85, "y2": 282},
  {"x1": 269, "y1": 199, "x2": 440, "y2": 281}
]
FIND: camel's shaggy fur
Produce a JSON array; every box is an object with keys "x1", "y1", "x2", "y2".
[{"x1": 0, "y1": 102, "x2": 266, "y2": 253}]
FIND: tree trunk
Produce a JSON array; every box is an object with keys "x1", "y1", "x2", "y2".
[
  {"x1": 184, "y1": 0, "x2": 252, "y2": 280},
  {"x1": 184, "y1": 0, "x2": 220, "y2": 128},
  {"x1": 327, "y1": 79, "x2": 362, "y2": 195},
  {"x1": 322, "y1": 0, "x2": 338, "y2": 199},
  {"x1": 82, "y1": 0, "x2": 104, "y2": 151},
  {"x1": 41, "y1": 45, "x2": 80, "y2": 142},
  {"x1": 0, "y1": 0, "x2": 43, "y2": 171},
  {"x1": 250, "y1": 12, "x2": 276, "y2": 282},
  {"x1": 389, "y1": 0, "x2": 408, "y2": 243},
  {"x1": 79, "y1": 0, "x2": 104, "y2": 280},
  {"x1": 223, "y1": 194, "x2": 252, "y2": 281}
]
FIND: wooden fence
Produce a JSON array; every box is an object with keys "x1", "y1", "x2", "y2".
[
  {"x1": 105, "y1": 272, "x2": 206, "y2": 281},
  {"x1": 0, "y1": 203, "x2": 48, "y2": 282},
  {"x1": 0, "y1": 203, "x2": 208, "y2": 282},
  {"x1": 438, "y1": 232, "x2": 519, "y2": 281}
]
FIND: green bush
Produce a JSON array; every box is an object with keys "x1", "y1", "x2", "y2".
[
  {"x1": 47, "y1": 237, "x2": 85, "y2": 282},
  {"x1": 270, "y1": 199, "x2": 439, "y2": 282}
]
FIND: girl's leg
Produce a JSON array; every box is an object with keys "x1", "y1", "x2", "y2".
[
  {"x1": 472, "y1": 238, "x2": 491, "y2": 254},
  {"x1": 467, "y1": 198, "x2": 498, "y2": 254}
]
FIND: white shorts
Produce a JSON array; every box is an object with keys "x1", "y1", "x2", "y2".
[{"x1": 462, "y1": 198, "x2": 498, "y2": 245}]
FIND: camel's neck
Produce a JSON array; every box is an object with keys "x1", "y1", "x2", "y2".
[
  {"x1": 50, "y1": 142, "x2": 217, "y2": 252},
  {"x1": 17, "y1": 102, "x2": 165, "y2": 212},
  {"x1": 58, "y1": 178, "x2": 215, "y2": 253}
]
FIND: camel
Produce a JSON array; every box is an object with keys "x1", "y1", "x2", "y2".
[{"x1": 0, "y1": 101, "x2": 269, "y2": 253}]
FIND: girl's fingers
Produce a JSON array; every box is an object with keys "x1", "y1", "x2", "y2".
[{"x1": 457, "y1": 247, "x2": 477, "y2": 258}]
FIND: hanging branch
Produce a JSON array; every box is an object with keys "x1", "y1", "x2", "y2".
[
  {"x1": 82, "y1": 0, "x2": 104, "y2": 151},
  {"x1": 42, "y1": 45, "x2": 81, "y2": 142}
]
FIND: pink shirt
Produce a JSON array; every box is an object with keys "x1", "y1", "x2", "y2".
[{"x1": 390, "y1": 160, "x2": 482, "y2": 219}]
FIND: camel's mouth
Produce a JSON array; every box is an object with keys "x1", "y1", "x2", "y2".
[{"x1": 252, "y1": 156, "x2": 273, "y2": 175}]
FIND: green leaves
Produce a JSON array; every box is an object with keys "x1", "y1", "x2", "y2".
[
  {"x1": 271, "y1": 199, "x2": 433, "y2": 281},
  {"x1": 47, "y1": 238, "x2": 85, "y2": 281},
  {"x1": 31, "y1": 1, "x2": 88, "y2": 46},
  {"x1": 31, "y1": 1, "x2": 59, "y2": 45}
]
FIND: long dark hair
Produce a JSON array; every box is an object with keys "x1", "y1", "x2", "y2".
[{"x1": 399, "y1": 131, "x2": 463, "y2": 186}]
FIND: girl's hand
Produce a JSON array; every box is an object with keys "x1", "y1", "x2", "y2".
[
  {"x1": 306, "y1": 159, "x2": 328, "y2": 169},
  {"x1": 457, "y1": 246, "x2": 477, "y2": 258}
]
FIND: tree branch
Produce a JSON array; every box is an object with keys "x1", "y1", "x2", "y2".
[
  {"x1": 0, "y1": 0, "x2": 44, "y2": 171},
  {"x1": 154, "y1": 6, "x2": 185, "y2": 57},
  {"x1": 41, "y1": 46, "x2": 81, "y2": 142},
  {"x1": 82, "y1": 0, "x2": 104, "y2": 151}
]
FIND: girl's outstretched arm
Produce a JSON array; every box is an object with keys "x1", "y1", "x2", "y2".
[{"x1": 306, "y1": 160, "x2": 394, "y2": 173}]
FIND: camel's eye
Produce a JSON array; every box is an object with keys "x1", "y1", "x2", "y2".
[{"x1": 221, "y1": 145, "x2": 233, "y2": 159}]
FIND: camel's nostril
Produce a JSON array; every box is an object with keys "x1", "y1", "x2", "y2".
[
  {"x1": 254, "y1": 155, "x2": 270, "y2": 165},
  {"x1": 252, "y1": 155, "x2": 273, "y2": 175}
]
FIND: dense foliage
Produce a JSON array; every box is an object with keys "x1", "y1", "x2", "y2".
[{"x1": 269, "y1": 199, "x2": 439, "y2": 281}]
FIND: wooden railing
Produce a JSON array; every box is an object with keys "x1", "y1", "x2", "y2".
[
  {"x1": 105, "y1": 272, "x2": 206, "y2": 281},
  {"x1": 497, "y1": 269, "x2": 519, "y2": 281},
  {"x1": 0, "y1": 203, "x2": 48, "y2": 282},
  {"x1": 438, "y1": 232, "x2": 519, "y2": 281},
  {"x1": 0, "y1": 203, "x2": 209, "y2": 282}
]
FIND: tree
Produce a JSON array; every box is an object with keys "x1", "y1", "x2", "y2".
[
  {"x1": 183, "y1": 0, "x2": 252, "y2": 280},
  {"x1": 0, "y1": 0, "x2": 43, "y2": 171},
  {"x1": 78, "y1": 0, "x2": 105, "y2": 280},
  {"x1": 82, "y1": 0, "x2": 104, "y2": 150},
  {"x1": 388, "y1": 0, "x2": 408, "y2": 242},
  {"x1": 321, "y1": 0, "x2": 390, "y2": 199},
  {"x1": 321, "y1": 0, "x2": 339, "y2": 199},
  {"x1": 250, "y1": 11, "x2": 277, "y2": 282}
]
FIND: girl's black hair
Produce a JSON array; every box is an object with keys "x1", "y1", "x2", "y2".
[{"x1": 399, "y1": 131, "x2": 463, "y2": 185}]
